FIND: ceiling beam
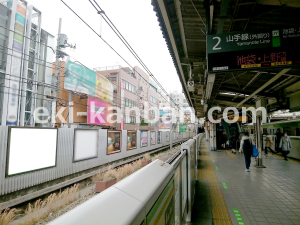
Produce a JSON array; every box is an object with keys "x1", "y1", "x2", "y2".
[
  {"x1": 214, "y1": 99, "x2": 254, "y2": 108},
  {"x1": 217, "y1": 0, "x2": 231, "y2": 34},
  {"x1": 236, "y1": 68, "x2": 291, "y2": 107},
  {"x1": 180, "y1": 57, "x2": 206, "y2": 64},
  {"x1": 243, "y1": 72, "x2": 261, "y2": 90},
  {"x1": 185, "y1": 38, "x2": 206, "y2": 42},
  {"x1": 157, "y1": 0, "x2": 193, "y2": 107},
  {"x1": 220, "y1": 85, "x2": 274, "y2": 98},
  {"x1": 174, "y1": 0, "x2": 188, "y2": 58}
]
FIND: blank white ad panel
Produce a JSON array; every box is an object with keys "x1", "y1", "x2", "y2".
[
  {"x1": 73, "y1": 129, "x2": 98, "y2": 162},
  {"x1": 7, "y1": 128, "x2": 57, "y2": 176}
]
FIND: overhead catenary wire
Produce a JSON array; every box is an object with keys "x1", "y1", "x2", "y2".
[
  {"x1": 62, "y1": 0, "x2": 188, "y2": 116},
  {"x1": 1, "y1": 9, "x2": 191, "y2": 126},
  {"x1": 89, "y1": 0, "x2": 189, "y2": 113}
]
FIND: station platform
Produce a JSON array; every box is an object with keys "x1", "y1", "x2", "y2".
[{"x1": 191, "y1": 139, "x2": 300, "y2": 225}]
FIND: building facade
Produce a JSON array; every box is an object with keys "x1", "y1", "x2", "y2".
[
  {"x1": 0, "y1": 0, "x2": 55, "y2": 127},
  {"x1": 95, "y1": 65, "x2": 161, "y2": 131}
]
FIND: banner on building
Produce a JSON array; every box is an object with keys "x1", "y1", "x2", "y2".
[
  {"x1": 87, "y1": 96, "x2": 113, "y2": 127},
  {"x1": 6, "y1": 1, "x2": 27, "y2": 125},
  {"x1": 64, "y1": 61, "x2": 113, "y2": 104}
]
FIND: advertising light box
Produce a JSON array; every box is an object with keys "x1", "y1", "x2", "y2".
[
  {"x1": 6, "y1": 127, "x2": 57, "y2": 176},
  {"x1": 141, "y1": 131, "x2": 148, "y2": 147},
  {"x1": 127, "y1": 131, "x2": 137, "y2": 150},
  {"x1": 150, "y1": 131, "x2": 156, "y2": 146},
  {"x1": 107, "y1": 130, "x2": 121, "y2": 154},
  {"x1": 73, "y1": 129, "x2": 98, "y2": 162}
]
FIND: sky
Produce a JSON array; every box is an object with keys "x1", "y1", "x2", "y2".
[{"x1": 28, "y1": 0, "x2": 183, "y2": 93}]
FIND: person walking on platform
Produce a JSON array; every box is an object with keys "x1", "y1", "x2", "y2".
[
  {"x1": 238, "y1": 131, "x2": 244, "y2": 150},
  {"x1": 229, "y1": 134, "x2": 237, "y2": 154},
  {"x1": 279, "y1": 132, "x2": 292, "y2": 161},
  {"x1": 275, "y1": 128, "x2": 283, "y2": 153},
  {"x1": 221, "y1": 131, "x2": 227, "y2": 149},
  {"x1": 264, "y1": 133, "x2": 274, "y2": 155},
  {"x1": 239, "y1": 132, "x2": 252, "y2": 172}
]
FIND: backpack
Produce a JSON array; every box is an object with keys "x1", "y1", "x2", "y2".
[{"x1": 243, "y1": 139, "x2": 252, "y2": 152}]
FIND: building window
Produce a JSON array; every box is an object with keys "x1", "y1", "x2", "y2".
[
  {"x1": 123, "y1": 80, "x2": 136, "y2": 93},
  {"x1": 150, "y1": 110, "x2": 156, "y2": 115},
  {"x1": 124, "y1": 115, "x2": 136, "y2": 124},
  {"x1": 149, "y1": 84, "x2": 157, "y2": 93},
  {"x1": 150, "y1": 122, "x2": 158, "y2": 127},
  {"x1": 107, "y1": 77, "x2": 116, "y2": 81},
  {"x1": 124, "y1": 97, "x2": 136, "y2": 108},
  {"x1": 127, "y1": 70, "x2": 135, "y2": 78},
  {"x1": 140, "y1": 76, "x2": 147, "y2": 84},
  {"x1": 150, "y1": 96, "x2": 158, "y2": 105}
]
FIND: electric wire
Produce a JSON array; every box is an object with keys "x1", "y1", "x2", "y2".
[{"x1": 63, "y1": 0, "x2": 189, "y2": 115}]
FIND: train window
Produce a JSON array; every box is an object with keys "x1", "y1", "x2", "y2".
[
  {"x1": 283, "y1": 127, "x2": 291, "y2": 136},
  {"x1": 295, "y1": 128, "x2": 300, "y2": 136},
  {"x1": 263, "y1": 128, "x2": 267, "y2": 134}
]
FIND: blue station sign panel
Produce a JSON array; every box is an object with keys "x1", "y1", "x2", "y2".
[{"x1": 207, "y1": 27, "x2": 300, "y2": 72}]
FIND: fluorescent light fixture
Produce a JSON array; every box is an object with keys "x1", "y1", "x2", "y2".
[
  {"x1": 205, "y1": 74, "x2": 215, "y2": 99},
  {"x1": 7, "y1": 127, "x2": 57, "y2": 176}
]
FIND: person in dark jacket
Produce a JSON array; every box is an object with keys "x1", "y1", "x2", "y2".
[
  {"x1": 275, "y1": 128, "x2": 282, "y2": 153},
  {"x1": 230, "y1": 134, "x2": 237, "y2": 154},
  {"x1": 221, "y1": 131, "x2": 227, "y2": 149},
  {"x1": 239, "y1": 131, "x2": 252, "y2": 172}
]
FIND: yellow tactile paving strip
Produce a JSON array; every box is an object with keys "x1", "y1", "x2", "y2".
[{"x1": 198, "y1": 143, "x2": 233, "y2": 225}]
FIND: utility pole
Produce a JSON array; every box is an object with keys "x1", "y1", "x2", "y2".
[
  {"x1": 137, "y1": 68, "x2": 140, "y2": 131},
  {"x1": 52, "y1": 18, "x2": 62, "y2": 127},
  {"x1": 68, "y1": 92, "x2": 72, "y2": 128}
]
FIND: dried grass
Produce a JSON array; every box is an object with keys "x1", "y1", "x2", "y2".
[
  {"x1": 92, "y1": 153, "x2": 152, "y2": 184},
  {"x1": 142, "y1": 153, "x2": 151, "y2": 162},
  {"x1": 23, "y1": 184, "x2": 79, "y2": 224},
  {"x1": 0, "y1": 208, "x2": 19, "y2": 225}
]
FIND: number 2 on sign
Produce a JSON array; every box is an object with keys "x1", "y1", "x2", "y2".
[{"x1": 213, "y1": 37, "x2": 221, "y2": 50}]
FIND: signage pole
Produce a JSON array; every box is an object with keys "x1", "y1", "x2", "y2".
[
  {"x1": 255, "y1": 116, "x2": 266, "y2": 168},
  {"x1": 52, "y1": 18, "x2": 62, "y2": 127}
]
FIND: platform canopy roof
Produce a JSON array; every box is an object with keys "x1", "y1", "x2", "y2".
[{"x1": 152, "y1": 0, "x2": 300, "y2": 118}]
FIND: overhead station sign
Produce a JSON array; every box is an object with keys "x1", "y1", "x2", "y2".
[{"x1": 207, "y1": 27, "x2": 300, "y2": 72}]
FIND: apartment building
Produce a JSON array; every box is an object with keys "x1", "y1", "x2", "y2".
[{"x1": 95, "y1": 65, "x2": 161, "y2": 131}]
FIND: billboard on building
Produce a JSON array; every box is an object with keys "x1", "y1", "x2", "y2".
[
  {"x1": 87, "y1": 97, "x2": 113, "y2": 127},
  {"x1": 6, "y1": 1, "x2": 27, "y2": 125},
  {"x1": 64, "y1": 61, "x2": 113, "y2": 104}
]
